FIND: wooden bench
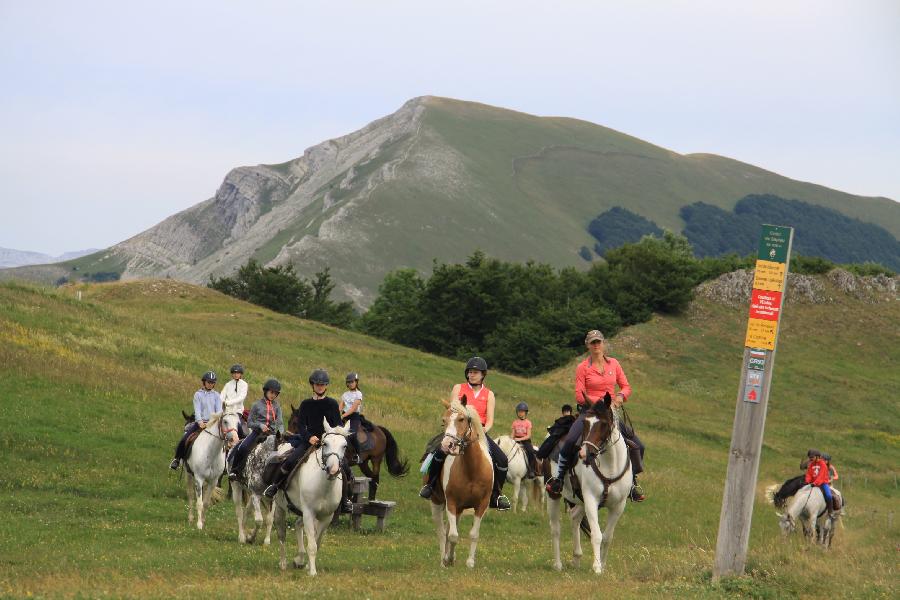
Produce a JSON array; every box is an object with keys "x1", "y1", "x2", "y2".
[{"x1": 331, "y1": 476, "x2": 397, "y2": 531}]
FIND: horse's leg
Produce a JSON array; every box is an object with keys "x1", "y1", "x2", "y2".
[
  {"x1": 548, "y1": 497, "x2": 563, "y2": 571},
  {"x1": 294, "y1": 515, "x2": 308, "y2": 570},
  {"x1": 232, "y1": 483, "x2": 247, "y2": 543},
  {"x1": 520, "y1": 476, "x2": 529, "y2": 512},
  {"x1": 195, "y1": 478, "x2": 207, "y2": 530},
  {"x1": 246, "y1": 493, "x2": 263, "y2": 544},
  {"x1": 444, "y1": 504, "x2": 459, "y2": 567},
  {"x1": 186, "y1": 474, "x2": 196, "y2": 525},
  {"x1": 263, "y1": 498, "x2": 275, "y2": 545},
  {"x1": 511, "y1": 476, "x2": 521, "y2": 512},
  {"x1": 466, "y1": 512, "x2": 484, "y2": 568},
  {"x1": 430, "y1": 501, "x2": 447, "y2": 566},
  {"x1": 275, "y1": 505, "x2": 288, "y2": 570},
  {"x1": 600, "y1": 498, "x2": 626, "y2": 565},
  {"x1": 582, "y1": 497, "x2": 604, "y2": 574},
  {"x1": 569, "y1": 504, "x2": 584, "y2": 567},
  {"x1": 302, "y1": 512, "x2": 319, "y2": 576}
]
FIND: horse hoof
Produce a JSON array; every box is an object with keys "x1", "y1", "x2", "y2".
[
  {"x1": 293, "y1": 556, "x2": 307, "y2": 569},
  {"x1": 238, "y1": 535, "x2": 246, "y2": 544},
  {"x1": 279, "y1": 559, "x2": 287, "y2": 571},
  {"x1": 263, "y1": 538, "x2": 271, "y2": 546},
  {"x1": 553, "y1": 561, "x2": 563, "y2": 571},
  {"x1": 466, "y1": 558, "x2": 475, "y2": 568}
]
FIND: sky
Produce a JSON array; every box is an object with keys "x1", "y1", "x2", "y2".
[{"x1": 1, "y1": 1, "x2": 898, "y2": 255}]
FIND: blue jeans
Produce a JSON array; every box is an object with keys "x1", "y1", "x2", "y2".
[
  {"x1": 174, "y1": 422, "x2": 200, "y2": 459},
  {"x1": 228, "y1": 429, "x2": 260, "y2": 473},
  {"x1": 819, "y1": 483, "x2": 832, "y2": 503}
]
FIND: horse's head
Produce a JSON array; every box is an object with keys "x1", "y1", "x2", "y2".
[
  {"x1": 182, "y1": 410, "x2": 194, "y2": 424},
  {"x1": 219, "y1": 412, "x2": 242, "y2": 449},
  {"x1": 440, "y1": 398, "x2": 477, "y2": 455},
  {"x1": 779, "y1": 512, "x2": 795, "y2": 535},
  {"x1": 321, "y1": 417, "x2": 350, "y2": 479},
  {"x1": 287, "y1": 404, "x2": 300, "y2": 434},
  {"x1": 582, "y1": 392, "x2": 615, "y2": 458}
]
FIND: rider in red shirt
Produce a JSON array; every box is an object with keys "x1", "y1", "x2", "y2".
[{"x1": 804, "y1": 450, "x2": 835, "y2": 515}]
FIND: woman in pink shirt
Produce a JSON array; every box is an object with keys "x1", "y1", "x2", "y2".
[{"x1": 546, "y1": 330, "x2": 646, "y2": 502}]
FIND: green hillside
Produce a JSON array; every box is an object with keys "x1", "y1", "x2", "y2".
[
  {"x1": 0, "y1": 279, "x2": 897, "y2": 598},
  {"x1": 5, "y1": 97, "x2": 898, "y2": 306}
]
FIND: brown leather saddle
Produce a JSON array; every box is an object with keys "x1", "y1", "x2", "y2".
[
  {"x1": 183, "y1": 430, "x2": 202, "y2": 461},
  {"x1": 262, "y1": 444, "x2": 318, "y2": 486}
]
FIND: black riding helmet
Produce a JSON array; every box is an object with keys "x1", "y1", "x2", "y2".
[
  {"x1": 515, "y1": 402, "x2": 529, "y2": 413},
  {"x1": 309, "y1": 369, "x2": 330, "y2": 386},
  {"x1": 230, "y1": 364, "x2": 244, "y2": 374},
  {"x1": 345, "y1": 372, "x2": 359, "y2": 384},
  {"x1": 465, "y1": 356, "x2": 488, "y2": 379},
  {"x1": 202, "y1": 370, "x2": 217, "y2": 383},
  {"x1": 263, "y1": 378, "x2": 281, "y2": 394},
  {"x1": 807, "y1": 448, "x2": 821, "y2": 458}
]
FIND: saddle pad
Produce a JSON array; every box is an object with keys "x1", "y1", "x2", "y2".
[
  {"x1": 357, "y1": 428, "x2": 376, "y2": 452},
  {"x1": 183, "y1": 430, "x2": 202, "y2": 460}
]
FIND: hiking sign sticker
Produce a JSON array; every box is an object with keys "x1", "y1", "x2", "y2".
[
  {"x1": 747, "y1": 349, "x2": 766, "y2": 371},
  {"x1": 743, "y1": 369, "x2": 763, "y2": 404}
]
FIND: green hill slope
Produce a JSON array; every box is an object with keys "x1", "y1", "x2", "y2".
[
  {"x1": 0, "y1": 279, "x2": 897, "y2": 598},
  {"x1": 4, "y1": 97, "x2": 898, "y2": 306}
]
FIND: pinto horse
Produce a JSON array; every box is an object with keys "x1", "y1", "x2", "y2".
[
  {"x1": 548, "y1": 393, "x2": 630, "y2": 574},
  {"x1": 429, "y1": 398, "x2": 493, "y2": 568}
]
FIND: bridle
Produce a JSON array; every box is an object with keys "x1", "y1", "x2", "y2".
[
  {"x1": 202, "y1": 415, "x2": 239, "y2": 449},
  {"x1": 442, "y1": 411, "x2": 474, "y2": 456},
  {"x1": 316, "y1": 431, "x2": 347, "y2": 480}
]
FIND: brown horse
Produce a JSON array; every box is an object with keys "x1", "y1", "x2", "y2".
[
  {"x1": 288, "y1": 406, "x2": 408, "y2": 499},
  {"x1": 429, "y1": 398, "x2": 493, "y2": 568}
]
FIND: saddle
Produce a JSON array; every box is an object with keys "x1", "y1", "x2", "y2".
[
  {"x1": 355, "y1": 428, "x2": 376, "y2": 453},
  {"x1": 262, "y1": 444, "x2": 319, "y2": 486},
  {"x1": 183, "y1": 430, "x2": 202, "y2": 460}
]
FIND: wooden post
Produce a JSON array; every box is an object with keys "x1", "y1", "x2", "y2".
[{"x1": 714, "y1": 224, "x2": 793, "y2": 578}]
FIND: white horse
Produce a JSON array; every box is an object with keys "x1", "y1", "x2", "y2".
[
  {"x1": 776, "y1": 484, "x2": 840, "y2": 547},
  {"x1": 274, "y1": 418, "x2": 350, "y2": 576},
  {"x1": 230, "y1": 435, "x2": 278, "y2": 545},
  {"x1": 549, "y1": 395, "x2": 631, "y2": 574},
  {"x1": 495, "y1": 435, "x2": 532, "y2": 512},
  {"x1": 184, "y1": 412, "x2": 240, "y2": 530}
]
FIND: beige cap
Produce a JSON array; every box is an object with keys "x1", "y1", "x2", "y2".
[{"x1": 585, "y1": 330, "x2": 605, "y2": 344}]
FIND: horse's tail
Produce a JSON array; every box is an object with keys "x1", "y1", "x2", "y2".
[
  {"x1": 765, "y1": 484, "x2": 779, "y2": 507},
  {"x1": 379, "y1": 426, "x2": 410, "y2": 477}
]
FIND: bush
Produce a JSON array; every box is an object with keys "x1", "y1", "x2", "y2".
[{"x1": 209, "y1": 259, "x2": 355, "y2": 327}]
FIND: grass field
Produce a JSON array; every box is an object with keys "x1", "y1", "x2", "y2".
[{"x1": 0, "y1": 278, "x2": 897, "y2": 599}]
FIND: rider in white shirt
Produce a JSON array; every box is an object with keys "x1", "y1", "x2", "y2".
[
  {"x1": 221, "y1": 364, "x2": 248, "y2": 415},
  {"x1": 341, "y1": 372, "x2": 364, "y2": 462}
]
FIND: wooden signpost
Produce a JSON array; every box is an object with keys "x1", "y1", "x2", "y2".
[{"x1": 713, "y1": 224, "x2": 793, "y2": 578}]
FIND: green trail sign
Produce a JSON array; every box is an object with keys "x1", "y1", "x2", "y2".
[{"x1": 758, "y1": 224, "x2": 791, "y2": 263}]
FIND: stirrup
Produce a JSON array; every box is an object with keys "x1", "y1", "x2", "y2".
[
  {"x1": 340, "y1": 498, "x2": 354, "y2": 514},
  {"x1": 419, "y1": 484, "x2": 434, "y2": 499},
  {"x1": 494, "y1": 494, "x2": 511, "y2": 511},
  {"x1": 263, "y1": 484, "x2": 278, "y2": 498},
  {"x1": 630, "y1": 483, "x2": 646, "y2": 502},
  {"x1": 169, "y1": 458, "x2": 180, "y2": 470}
]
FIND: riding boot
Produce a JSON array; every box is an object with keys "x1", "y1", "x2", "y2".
[
  {"x1": 419, "y1": 451, "x2": 446, "y2": 499},
  {"x1": 340, "y1": 464, "x2": 354, "y2": 514},
  {"x1": 263, "y1": 463, "x2": 292, "y2": 498},
  {"x1": 546, "y1": 454, "x2": 570, "y2": 495},
  {"x1": 349, "y1": 436, "x2": 363, "y2": 465},
  {"x1": 491, "y1": 464, "x2": 511, "y2": 511}
]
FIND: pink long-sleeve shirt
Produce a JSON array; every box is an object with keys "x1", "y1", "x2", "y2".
[{"x1": 574, "y1": 356, "x2": 632, "y2": 407}]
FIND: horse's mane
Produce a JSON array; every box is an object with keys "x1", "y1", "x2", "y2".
[
  {"x1": 205, "y1": 412, "x2": 222, "y2": 427},
  {"x1": 449, "y1": 399, "x2": 485, "y2": 441}
]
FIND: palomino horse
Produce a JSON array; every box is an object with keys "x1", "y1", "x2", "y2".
[
  {"x1": 184, "y1": 412, "x2": 240, "y2": 530},
  {"x1": 775, "y1": 484, "x2": 841, "y2": 547},
  {"x1": 274, "y1": 418, "x2": 351, "y2": 576},
  {"x1": 230, "y1": 434, "x2": 278, "y2": 545},
  {"x1": 548, "y1": 393, "x2": 630, "y2": 574},
  {"x1": 495, "y1": 435, "x2": 532, "y2": 512},
  {"x1": 291, "y1": 405, "x2": 410, "y2": 500},
  {"x1": 430, "y1": 398, "x2": 493, "y2": 569}
]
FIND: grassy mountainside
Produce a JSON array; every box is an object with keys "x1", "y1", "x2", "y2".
[
  {"x1": 4, "y1": 97, "x2": 898, "y2": 305},
  {"x1": 0, "y1": 279, "x2": 897, "y2": 598}
]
